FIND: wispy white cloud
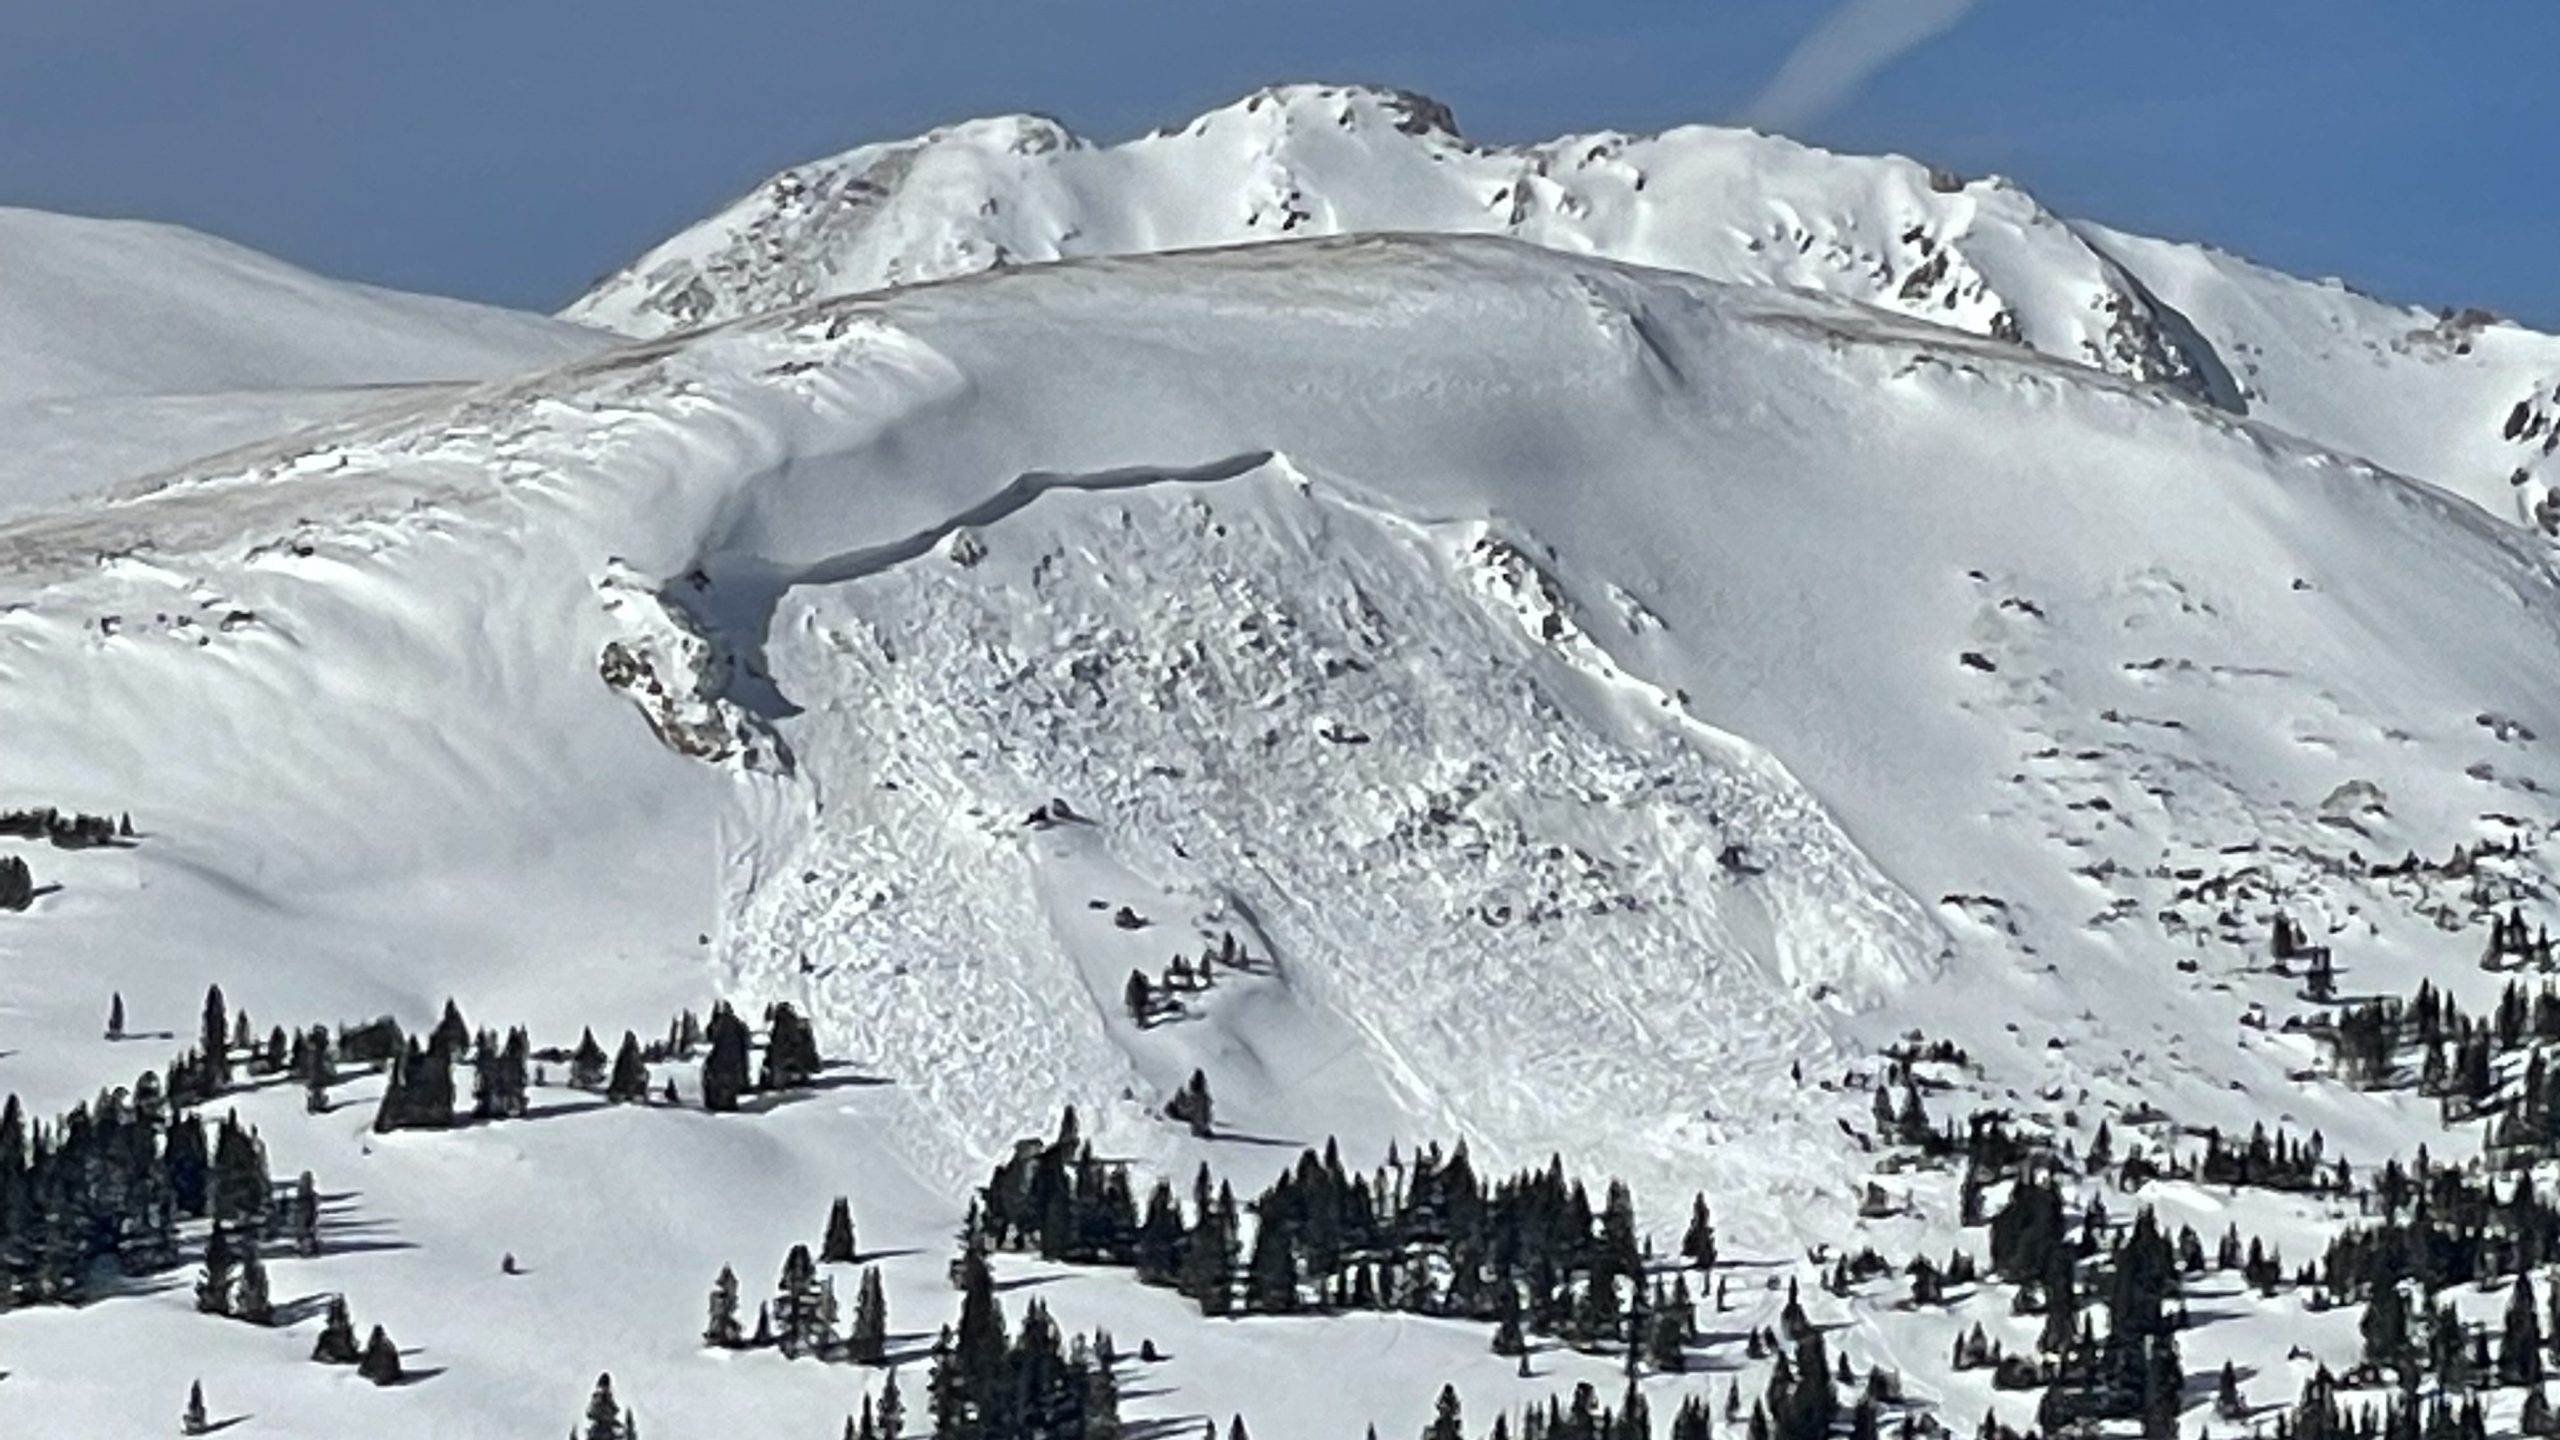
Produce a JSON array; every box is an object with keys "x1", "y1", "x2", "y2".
[{"x1": 1740, "y1": 0, "x2": 1976, "y2": 135}]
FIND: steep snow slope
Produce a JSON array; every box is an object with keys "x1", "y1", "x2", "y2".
[
  {"x1": 7, "y1": 236, "x2": 2560, "y2": 1436},
  {"x1": 2080, "y1": 220, "x2": 2560, "y2": 531},
  {"x1": 566, "y1": 83, "x2": 2560, "y2": 528},
  {"x1": 0, "y1": 207, "x2": 604, "y2": 514}
]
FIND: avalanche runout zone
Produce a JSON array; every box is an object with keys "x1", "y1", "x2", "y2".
[{"x1": 716, "y1": 457, "x2": 1945, "y2": 1243}]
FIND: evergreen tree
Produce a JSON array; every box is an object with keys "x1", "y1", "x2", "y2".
[
  {"x1": 571, "y1": 1028, "x2": 609, "y2": 1091},
  {"x1": 879, "y1": 1366, "x2": 907, "y2": 1440},
  {"x1": 1085, "y1": 1333, "x2": 1121, "y2": 1440},
  {"x1": 194, "y1": 1227, "x2": 234, "y2": 1315},
  {"x1": 183, "y1": 1380, "x2": 208, "y2": 1437},
  {"x1": 106, "y1": 992, "x2": 125, "y2": 1041},
  {"x1": 1179, "y1": 1180, "x2": 1239, "y2": 1316},
  {"x1": 302, "y1": 1026, "x2": 333, "y2": 1114},
  {"x1": 235, "y1": 1247, "x2": 273, "y2": 1325},
  {"x1": 2216, "y1": 1361, "x2": 2246, "y2": 1422},
  {"x1": 470, "y1": 1027, "x2": 530, "y2": 1121},
  {"x1": 606, "y1": 1032, "x2": 650, "y2": 1103},
  {"x1": 372, "y1": 1032, "x2": 413, "y2": 1134},
  {"x1": 1493, "y1": 1284, "x2": 1529, "y2": 1357},
  {"x1": 201, "y1": 985, "x2": 231, "y2": 1092},
  {"x1": 2508, "y1": 1274, "x2": 2549, "y2": 1387},
  {"x1": 584, "y1": 1373, "x2": 629, "y2": 1440},
  {"x1": 290, "y1": 1170, "x2": 321, "y2": 1257},
  {"x1": 210, "y1": 1112, "x2": 272, "y2": 1230},
  {"x1": 704, "y1": 1264, "x2": 745, "y2": 1348},
  {"x1": 951, "y1": 1248, "x2": 1010, "y2": 1439},
  {"x1": 1427, "y1": 1385, "x2": 1465, "y2": 1440},
  {"x1": 1600, "y1": 1181, "x2": 1642, "y2": 1283},
  {"x1": 1167, "y1": 1070, "x2": 1215, "y2": 1138},
  {"x1": 761, "y1": 1002, "x2": 823, "y2": 1091},
  {"x1": 824, "y1": 1196, "x2": 860, "y2": 1263},
  {"x1": 313, "y1": 1295, "x2": 361, "y2": 1364},
  {"x1": 1648, "y1": 1300, "x2": 1690, "y2": 1373},
  {"x1": 702, "y1": 1004, "x2": 752, "y2": 1112},
  {"x1": 853, "y1": 1265, "x2": 890, "y2": 1364},
  {"x1": 358, "y1": 1325, "x2": 404, "y2": 1385},
  {"x1": 1245, "y1": 1204, "x2": 1299, "y2": 1313},
  {"x1": 2364, "y1": 1273, "x2": 2414, "y2": 1379},
  {"x1": 2140, "y1": 1332, "x2": 2182, "y2": 1439},
  {"x1": 929, "y1": 1326, "x2": 964, "y2": 1440},
  {"x1": 1681, "y1": 1194, "x2": 1717, "y2": 1272},
  {"x1": 777, "y1": 1243, "x2": 828, "y2": 1359},
  {"x1": 818, "y1": 1276, "x2": 843, "y2": 1362},
  {"x1": 432, "y1": 999, "x2": 471, "y2": 1058}
]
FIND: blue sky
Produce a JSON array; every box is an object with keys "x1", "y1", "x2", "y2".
[{"x1": 3, "y1": 2, "x2": 2551, "y2": 326}]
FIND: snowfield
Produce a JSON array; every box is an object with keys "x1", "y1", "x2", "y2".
[
  {"x1": 0, "y1": 205, "x2": 604, "y2": 516},
  {"x1": 4, "y1": 92, "x2": 2560, "y2": 1440}
]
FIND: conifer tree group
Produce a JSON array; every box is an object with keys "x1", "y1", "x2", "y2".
[
  {"x1": 973, "y1": 1108, "x2": 1715, "y2": 1363},
  {"x1": 928, "y1": 1246, "x2": 1120, "y2": 1440},
  {"x1": 0, "y1": 1033, "x2": 306, "y2": 1304},
  {"x1": 703, "y1": 1201, "x2": 892, "y2": 1367}
]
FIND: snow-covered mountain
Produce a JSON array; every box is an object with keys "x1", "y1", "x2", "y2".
[
  {"x1": 0, "y1": 206, "x2": 603, "y2": 514},
  {"x1": 6, "y1": 93, "x2": 2560, "y2": 1440},
  {"x1": 567, "y1": 83, "x2": 2560, "y2": 532}
]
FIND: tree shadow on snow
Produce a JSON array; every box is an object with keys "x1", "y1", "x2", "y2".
[
  {"x1": 733, "y1": 1070, "x2": 894, "y2": 1116},
  {"x1": 201, "y1": 1415, "x2": 253, "y2": 1434},
  {"x1": 517, "y1": 1094, "x2": 616, "y2": 1123},
  {"x1": 316, "y1": 1237, "x2": 420, "y2": 1258},
  {"x1": 1198, "y1": 1125, "x2": 1302, "y2": 1149},
  {"x1": 81, "y1": 1271, "x2": 186, "y2": 1304},
  {"x1": 853, "y1": 1246, "x2": 923, "y2": 1265},
  {"x1": 309, "y1": 1206, "x2": 419, "y2": 1257},
  {"x1": 991, "y1": 1273, "x2": 1065, "y2": 1294},
  {"x1": 2175, "y1": 1303, "x2": 2258, "y2": 1331},
  {"x1": 274, "y1": 1293, "x2": 340, "y2": 1327},
  {"x1": 1127, "y1": 1416, "x2": 1212, "y2": 1440}
]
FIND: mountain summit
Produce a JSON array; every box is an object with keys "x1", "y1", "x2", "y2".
[{"x1": 570, "y1": 83, "x2": 2560, "y2": 532}]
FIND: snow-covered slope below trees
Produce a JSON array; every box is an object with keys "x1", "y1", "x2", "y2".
[
  {"x1": 11, "y1": 230, "x2": 2560, "y2": 1436},
  {"x1": 565, "y1": 83, "x2": 2560, "y2": 533},
  {"x1": 0, "y1": 206, "x2": 605, "y2": 515}
]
